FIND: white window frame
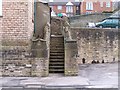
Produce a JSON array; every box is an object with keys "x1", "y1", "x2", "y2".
[
  {"x1": 86, "y1": 2, "x2": 93, "y2": 10},
  {"x1": 66, "y1": 6, "x2": 73, "y2": 13},
  {"x1": 57, "y1": 6, "x2": 62, "y2": 10},
  {"x1": 106, "y1": 2, "x2": 111, "y2": 7},
  {"x1": 100, "y1": 2, "x2": 103, "y2": 7},
  {"x1": 49, "y1": 0, "x2": 53, "y2": 2},
  {"x1": 0, "y1": 0, "x2": 2, "y2": 16},
  {"x1": 75, "y1": 0, "x2": 79, "y2": 2}
]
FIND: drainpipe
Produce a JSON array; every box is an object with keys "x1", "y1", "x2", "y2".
[{"x1": 34, "y1": 0, "x2": 37, "y2": 34}]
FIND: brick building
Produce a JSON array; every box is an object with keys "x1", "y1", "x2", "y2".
[
  {"x1": 0, "y1": 0, "x2": 34, "y2": 46},
  {"x1": 81, "y1": 0, "x2": 113, "y2": 14},
  {"x1": 48, "y1": 0, "x2": 81, "y2": 16}
]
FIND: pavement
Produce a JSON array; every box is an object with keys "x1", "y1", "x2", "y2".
[{"x1": 0, "y1": 62, "x2": 119, "y2": 90}]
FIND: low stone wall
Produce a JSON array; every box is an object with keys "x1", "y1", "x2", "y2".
[
  {"x1": 1, "y1": 46, "x2": 49, "y2": 77},
  {"x1": 65, "y1": 40, "x2": 78, "y2": 76},
  {"x1": 70, "y1": 27, "x2": 118, "y2": 64}
]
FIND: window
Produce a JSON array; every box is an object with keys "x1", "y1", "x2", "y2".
[
  {"x1": 75, "y1": 0, "x2": 79, "y2": 2},
  {"x1": 86, "y1": 2, "x2": 93, "y2": 10},
  {"x1": 112, "y1": 19, "x2": 119, "y2": 23},
  {"x1": 106, "y1": 2, "x2": 111, "y2": 7},
  {"x1": 57, "y1": 6, "x2": 62, "y2": 10},
  {"x1": 49, "y1": 0, "x2": 53, "y2": 2},
  {"x1": 66, "y1": 6, "x2": 73, "y2": 13},
  {"x1": 0, "y1": 0, "x2": 2, "y2": 16},
  {"x1": 100, "y1": 2, "x2": 103, "y2": 7}
]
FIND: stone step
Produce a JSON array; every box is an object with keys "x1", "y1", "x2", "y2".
[
  {"x1": 50, "y1": 53, "x2": 64, "y2": 56},
  {"x1": 50, "y1": 45, "x2": 64, "y2": 48},
  {"x1": 50, "y1": 39, "x2": 64, "y2": 42},
  {"x1": 49, "y1": 64, "x2": 64, "y2": 67},
  {"x1": 49, "y1": 66, "x2": 64, "y2": 69},
  {"x1": 50, "y1": 46, "x2": 64, "y2": 48},
  {"x1": 50, "y1": 48, "x2": 64, "y2": 50},
  {"x1": 50, "y1": 59, "x2": 64, "y2": 62},
  {"x1": 49, "y1": 69, "x2": 64, "y2": 73},
  {"x1": 50, "y1": 48, "x2": 64, "y2": 51},
  {"x1": 49, "y1": 62, "x2": 64, "y2": 64},
  {"x1": 51, "y1": 39, "x2": 64, "y2": 41},
  {"x1": 50, "y1": 56, "x2": 64, "y2": 59},
  {"x1": 51, "y1": 35, "x2": 64, "y2": 38},
  {"x1": 51, "y1": 38, "x2": 63, "y2": 40},
  {"x1": 49, "y1": 36, "x2": 64, "y2": 73},
  {"x1": 49, "y1": 64, "x2": 64, "y2": 68},
  {"x1": 50, "y1": 51, "x2": 64, "y2": 53},
  {"x1": 50, "y1": 43, "x2": 64, "y2": 46}
]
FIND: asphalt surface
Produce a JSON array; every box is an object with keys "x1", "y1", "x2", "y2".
[{"x1": 0, "y1": 62, "x2": 119, "y2": 90}]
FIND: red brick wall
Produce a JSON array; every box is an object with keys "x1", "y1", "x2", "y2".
[
  {"x1": 2, "y1": 1, "x2": 33, "y2": 46},
  {"x1": 81, "y1": 2, "x2": 86, "y2": 14},
  {"x1": 81, "y1": 1, "x2": 113, "y2": 14},
  {"x1": 53, "y1": 5, "x2": 66, "y2": 14}
]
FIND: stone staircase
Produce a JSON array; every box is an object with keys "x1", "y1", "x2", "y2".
[{"x1": 49, "y1": 35, "x2": 64, "y2": 73}]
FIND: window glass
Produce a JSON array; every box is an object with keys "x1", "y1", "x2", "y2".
[
  {"x1": 57, "y1": 6, "x2": 62, "y2": 10},
  {"x1": 86, "y1": 2, "x2": 93, "y2": 10},
  {"x1": 66, "y1": 6, "x2": 73, "y2": 13},
  {"x1": 75, "y1": 0, "x2": 79, "y2": 2},
  {"x1": 113, "y1": 19, "x2": 118, "y2": 23},
  {"x1": 103, "y1": 19, "x2": 109, "y2": 23},
  {"x1": 100, "y1": 2, "x2": 103, "y2": 7},
  {"x1": 49, "y1": 0, "x2": 53, "y2": 2},
  {"x1": 106, "y1": 2, "x2": 111, "y2": 7}
]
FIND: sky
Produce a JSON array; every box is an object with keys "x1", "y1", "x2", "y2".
[{"x1": 112, "y1": 0, "x2": 120, "y2": 1}]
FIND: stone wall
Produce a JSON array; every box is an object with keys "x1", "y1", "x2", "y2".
[
  {"x1": 0, "y1": 17, "x2": 2, "y2": 76},
  {"x1": 1, "y1": 1, "x2": 50, "y2": 77},
  {"x1": 0, "y1": 17, "x2": 2, "y2": 44},
  {"x1": 70, "y1": 27, "x2": 118, "y2": 64}
]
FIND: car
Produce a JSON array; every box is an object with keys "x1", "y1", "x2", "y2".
[{"x1": 95, "y1": 18, "x2": 120, "y2": 28}]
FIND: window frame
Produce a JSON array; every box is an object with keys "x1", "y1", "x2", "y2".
[
  {"x1": 100, "y1": 2, "x2": 103, "y2": 7},
  {"x1": 66, "y1": 6, "x2": 73, "y2": 13},
  {"x1": 49, "y1": 0, "x2": 53, "y2": 2},
  {"x1": 57, "y1": 6, "x2": 62, "y2": 10},
  {"x1": 106, "y1": 2, "x2": 111, "y2": 8},
  {"x1": 86, "y1": 2, "x2": 93, "y2": 10}
]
